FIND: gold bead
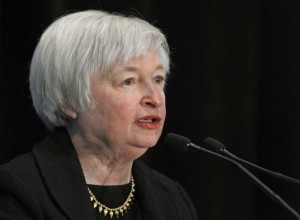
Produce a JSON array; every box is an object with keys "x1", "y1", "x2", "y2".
[
  {"x1": 104, "y1": 209, "x2": 108, "y2": 216},
  {"x1": 109, "y1": 211, "x2": 114, "y2": 218},
  {"x1": 93, "y1": 202, "x2": 97, "y2": 208}
]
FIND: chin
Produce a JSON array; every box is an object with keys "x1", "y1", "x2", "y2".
[
  {"x1": 128, "y1": 131, "x2": 161, "y2": 149},
  {"x1": 140, "y1": 139, "x2": 159, "y2": 149}
]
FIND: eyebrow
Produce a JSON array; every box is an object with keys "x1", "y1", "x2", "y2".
[{"x1": 123, "y1": 64, "x2": 165, "y2": 73}]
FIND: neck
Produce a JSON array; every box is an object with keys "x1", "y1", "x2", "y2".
[
  {"x1": 66, "y1": 127, "x2": 133, "y2": 185},
  {"x1": 79, "y1": 154, "x2": 133, "y2": 185}
]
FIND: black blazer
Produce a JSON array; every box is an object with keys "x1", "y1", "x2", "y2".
[{"x1": 0, "y1": 129, "x2": 197, "y2": 219}]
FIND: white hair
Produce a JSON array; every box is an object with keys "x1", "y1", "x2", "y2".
[{"x1": 29, "y1": 10, "x2": 170, "y2": 130}]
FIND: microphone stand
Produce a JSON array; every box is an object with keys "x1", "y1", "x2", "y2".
[
  {"x1": 188, "y1": 142, "x2": 300, "y2": 220},
  {"x1": 221, "y1": 148, "x2": 300, "y2": 186}
]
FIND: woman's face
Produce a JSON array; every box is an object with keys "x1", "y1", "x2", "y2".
[{"x1": 77, "y1": 49, "x2": 166, "y2": 160}]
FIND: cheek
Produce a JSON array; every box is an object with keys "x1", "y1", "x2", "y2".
[
  {"x1": 107, "y1": 95, "x2": 137, "y2": 120},
  {"x1": 161, "y1": 93, "x2": 166, "y2": 113}
]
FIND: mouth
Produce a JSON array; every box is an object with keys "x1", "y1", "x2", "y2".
[
  {"x1": 139, "y1": 117, "x2": 160, "y2": 123},
  {"x1": 136, "y1": 115, "x2": 162, "y2": 129}
]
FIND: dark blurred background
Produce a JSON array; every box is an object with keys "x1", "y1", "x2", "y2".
[{"x1": 1, "y1": 0, "x2": 300, "y2": 219}]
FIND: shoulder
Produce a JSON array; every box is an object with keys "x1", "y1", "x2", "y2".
[
  {"x1": 0, "y1": 153, "x2": 44, "y2": 219},
  {"x1": 0, "y1": 151, "x2": 43, "y2": 196},
  {"x1": 133, "y1": 160, "x2": 197, "y2": 219},
  {"x1": 0, "y1": 152, "x2": 37, "y2": 178}
]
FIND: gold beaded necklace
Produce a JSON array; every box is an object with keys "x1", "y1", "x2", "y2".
[{"x1": 87, "y1": 175, "x2": 135, "y2": 219}]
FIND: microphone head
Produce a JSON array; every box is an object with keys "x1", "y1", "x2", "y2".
[
  {"x1": 202, "y1": 137, "x2": 226, "y2": 153},
  {"x1": 164, "y1": 133, "x2": 191, "y2": 152}
]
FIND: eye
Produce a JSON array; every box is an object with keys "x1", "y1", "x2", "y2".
[
  {"x1": 153, "y1": 75, "x2": 165, "y2": 85},
  {"x1": 122, "y1": 78, "x2": 135, "y2": 86}
]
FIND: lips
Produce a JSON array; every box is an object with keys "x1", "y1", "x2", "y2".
[{"x1": 136, "y1": 115, "x2": 162, "y2": 129}]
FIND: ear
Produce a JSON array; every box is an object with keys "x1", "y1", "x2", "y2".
[{"x1": 61, "y1": 106, "x2": 78, "y2": 120}]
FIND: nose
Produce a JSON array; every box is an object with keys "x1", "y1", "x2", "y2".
[{"x1": 140, "y1": 83, "x2": 164, "y2": 108}]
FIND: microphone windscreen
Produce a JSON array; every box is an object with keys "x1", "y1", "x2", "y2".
[
  {"x1": 165, "y1": 133, "x2": 190, "y2": 152},
  {"x1": 202, "y1": 137, "x2": 226, "y2": 153}
]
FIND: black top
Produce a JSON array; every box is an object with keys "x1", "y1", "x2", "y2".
[{"x1": 88, "y1": 183, "x2": 142, "y2": 220}]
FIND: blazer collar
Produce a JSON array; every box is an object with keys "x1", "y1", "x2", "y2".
[{"x1": 32, "y1": 129, "x2": 95, "y2": 220}]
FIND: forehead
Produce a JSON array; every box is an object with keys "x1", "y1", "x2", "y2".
[{"x1": 110, "y1": 50, "x2": 165, "y2": 77}]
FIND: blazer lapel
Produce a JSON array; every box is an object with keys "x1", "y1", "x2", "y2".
[
  {"x1": 32, "y1": 129, "x2": 96, "y2": 220},
  {"x1": 133, "y1": 161, "x2": 179, "y2": 220}
]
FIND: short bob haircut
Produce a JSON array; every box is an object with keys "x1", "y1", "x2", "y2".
[{"x1": 29, "y1": 10, "x2": 170, "y2": 130}]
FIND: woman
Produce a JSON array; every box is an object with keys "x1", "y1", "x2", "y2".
[{"x1": 0, "y1": 10, "x2": 197, "y2": 219}]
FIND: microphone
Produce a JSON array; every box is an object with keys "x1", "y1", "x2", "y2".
[
  {"x1": 202, "y1": 137, "x2": 300, "y2": 186},
  {"x1": 165, "y1": 133, "x2": 300, "y2": 220}
]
